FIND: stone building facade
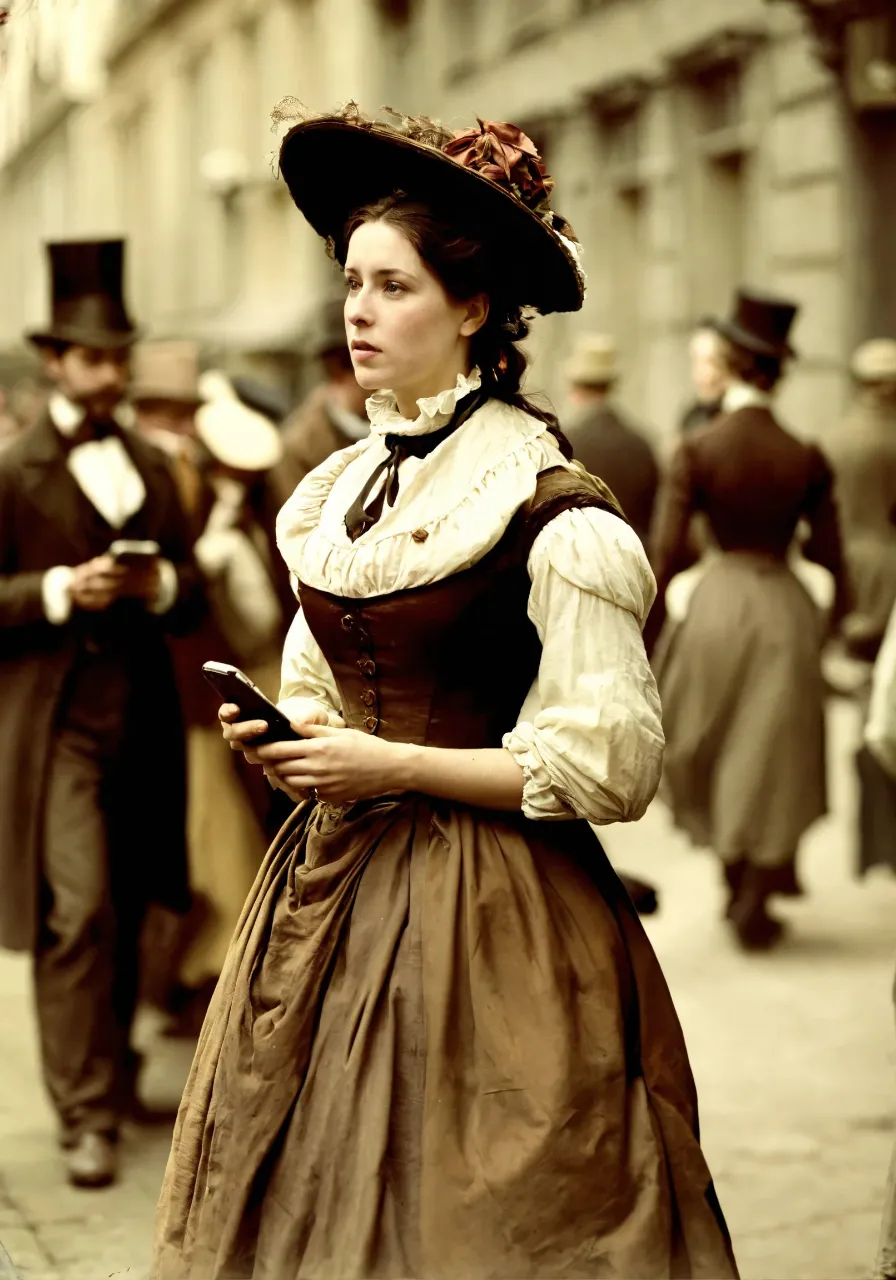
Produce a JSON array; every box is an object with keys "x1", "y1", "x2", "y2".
[{"x1": 0, "y1": 0, "x2": 893, "y2": 441}]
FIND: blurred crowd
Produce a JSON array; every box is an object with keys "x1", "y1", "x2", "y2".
[{"x1": 4, "y1": 234, "x2": 896, "y2": 1217}]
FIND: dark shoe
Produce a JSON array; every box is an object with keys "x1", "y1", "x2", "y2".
[
  {"x1": 729, "y1": 890, "x2": 786, "y2": 952},
  {"x1": 722, "y1": 860, "x2": 747, "y2": 920},
  {"x1": 618, "y1": 873, "x2": 659, "y2": 916},
  {"x1": 66, "y1": 1132, "x2": 117, "y2": 1189}
]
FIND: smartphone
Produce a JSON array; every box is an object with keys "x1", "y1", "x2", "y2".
[
  {"x1": 108, "y1": 539, "x2": 161, "y2": 568},
  {"x1": 201, "y1": 661, "x2": 301, "y2": 745}
]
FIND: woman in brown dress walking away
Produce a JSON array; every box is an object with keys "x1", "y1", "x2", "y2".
[
  {"x1": 649, "y1": 289, "x2": 850, "y2": 952},
  {"x1": 151, "y1": 101, "x2": 737, "y2": 1280}
]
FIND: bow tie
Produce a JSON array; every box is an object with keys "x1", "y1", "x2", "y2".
[
  {"x1": 59, "y1": 417, "x2": 119, "y2": 453},
  {"x1": 344, "y1": 390, "x2": 488, "y2": 542}
]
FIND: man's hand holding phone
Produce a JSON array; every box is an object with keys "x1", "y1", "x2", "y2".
[{"x1": 70, "y1": 556, "x2": 129, "y2": 612}]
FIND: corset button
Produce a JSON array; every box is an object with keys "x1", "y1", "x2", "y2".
[
  {"x1": 341, "y1": 614, "x2": 354, "y2": 631},
  {"x1": 361, "y1": 689, "x2": 376, "y2": 707},
  {"x1": 357, "y1": 658, "x2": 376, "y2": 677},
  {"x1": 364, "y1": 715, "x2": 379, "y2": 733},
  {"x1": 412, "y1": 528, "x2": 428, "y2": 543}
]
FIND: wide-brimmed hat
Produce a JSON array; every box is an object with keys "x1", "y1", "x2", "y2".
[
  {"x1": 565, "y1": 333, "x2": 619, "y2": 386},
  {"x1": 705, "y1": 288, "x2": 799, "y2": 360},
  {"x1": 196, "y1": 371, "x2": 283, "y2": 472},
  {"x1": 852, "y1": 338, "x2": 896, "y2": 383},
  {"x1": 131, "y1": 341, "x2": 201, "y2": 405},
  {"x1": 28, "y1": 239, "x2": 141, "y2": 350},
  {"x1": 274, "y1": 101, "x2": 585, "y2": 316}
]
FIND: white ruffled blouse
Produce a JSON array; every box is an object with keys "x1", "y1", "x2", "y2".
[{"x1": 275, "y1": 369, "x2": 664, "y2": 824}]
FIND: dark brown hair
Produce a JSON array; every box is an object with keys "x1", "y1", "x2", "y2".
[
  {"x1": 722, "y1": 339, "x2": 785, "y2": 392},
  {"x1": 338, "y1": 192, "x2": 571, "y2": 457}
]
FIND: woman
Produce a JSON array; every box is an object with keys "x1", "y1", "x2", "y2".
[
  {"x1": 151, "y1": 103, "x2": 737, "y2": 1279},
  {"x1": 649, "y1": 288, "x2": 849, "y2": 952}
]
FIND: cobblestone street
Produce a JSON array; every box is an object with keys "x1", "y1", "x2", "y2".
[{"x1": 1, "y1": 698, "x2": 895, "y2": 1280}]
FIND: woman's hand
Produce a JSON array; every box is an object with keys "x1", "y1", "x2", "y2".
[{"x1": 254, "y1": 725, "x2": 413, "y2": 806}]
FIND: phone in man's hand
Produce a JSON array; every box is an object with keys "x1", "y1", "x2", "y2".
[
  {"x1": 201, "y1": 661, "x2": 301, "y2": 745},
  {"x1": 108, "y1": 539, "x2": 161, "y2": 568}
]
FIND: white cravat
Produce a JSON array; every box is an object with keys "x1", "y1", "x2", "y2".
[
  {"x1": 49, "y1": 392, "x2": 147, "y2": 529},
  {"x1": 42, "y1": 393, "x2": 177, "y2": 624}
]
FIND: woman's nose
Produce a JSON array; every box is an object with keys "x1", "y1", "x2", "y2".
[{"x1": 345, "y1": 291, "x2": 372, "y2": 328}]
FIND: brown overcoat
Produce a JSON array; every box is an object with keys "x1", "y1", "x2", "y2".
[
  {"x1": 824, "y1": 393, "x2": 896, "y2": 639},
  {"x1": 0, "y1": 415, "x2": 204, "y2": 952}
]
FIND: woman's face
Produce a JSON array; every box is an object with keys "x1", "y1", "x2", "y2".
[{"x1": 343, "y1": 220, "x2": 486, "y2": 410}]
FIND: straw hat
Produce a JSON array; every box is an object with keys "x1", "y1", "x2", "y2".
[
  {"x1": 195, "y1": 370, "x2": 283, "y2": 472},
  {"x1": 131, "y1": 341, "x2": 201, "y2": 405},
  {"x1": 851, "y1": 339, "x2": 896, "y2": 383},
  {"x1": 565, "y1": 334, "x2": 619, "y2": 386}
]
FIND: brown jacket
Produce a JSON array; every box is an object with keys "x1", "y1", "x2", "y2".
[
  {"x1": 647, "y1": 405, "x2": 849, "y2": 650},
  {"x1": 563, "y1": 403, "x2": 658, "y2": 545},
  {"x1": 0, "y1": 415, "x2": 204, "y2": 951},
  {"x1": 824, "y1": 394, "x2": 896, "y2": 636}
]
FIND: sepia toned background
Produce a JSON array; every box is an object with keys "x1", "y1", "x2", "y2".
[{"x1": 0, "y1": 0, "x2": 895, "y2": 438}]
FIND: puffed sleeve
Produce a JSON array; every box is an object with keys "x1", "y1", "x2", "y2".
[
  {"x1": 278, "y1": 606, "x2": 344, "y2": 727},
  {"x1": 502, "y1": 507, "x2": 665, "y2": 824}
]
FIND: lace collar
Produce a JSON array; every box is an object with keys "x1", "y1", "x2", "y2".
[{"x1": 365, "y1": 367, "x2": 482, "y2": 438}]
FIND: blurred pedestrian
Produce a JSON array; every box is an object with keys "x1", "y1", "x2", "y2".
[
  {"x1": 270, "y1": 298, "x2": 369, "y2": 504},
  {"x1": 649, "y1": 288, "x2": 850, "y2": 951},
  {"x1": 562, "y1": 333, "x2": 658, "y2": 544},
  {"x1": 865, "y1": 602, "x2": 896, "y2": 1280},
  {"x1": 0, "y1": 387, "x2": 19, "y2": 449},
  {"x1": 155, "y1": 374, "x2": 287, "y2": 1030},
  {"x1": 0, "y1": 240, "x2": 203, "y2": 1187},
  {"x1": 825, "y1": 338, "x2": 896, "y2": 659},
  {"x1": 679, "y1": 324, "x2": 728, "y2": 434},
  {"x1": 131, "y1": 340, "x2": 205, "y2": 514}
]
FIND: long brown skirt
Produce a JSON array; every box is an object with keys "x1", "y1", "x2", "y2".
[
  {"x1": 655, "y1": 553, "x2": 827, "y2": 867},
  {"x1": 151, "y1": 797, "x2": 737, "y2": 1280}
]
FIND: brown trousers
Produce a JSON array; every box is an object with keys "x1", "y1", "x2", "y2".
[{"x1": 33, "y1": 652, "x2": 145, "y2": 1140}]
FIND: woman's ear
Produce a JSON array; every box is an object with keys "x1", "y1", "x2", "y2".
[{"x1": 460, "y1": 293, "x2": 489, "y2": 338}]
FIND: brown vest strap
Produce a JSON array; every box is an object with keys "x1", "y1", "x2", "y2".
[{"x1": 521, "y1": 465, "x2": 627, "y2": 562}]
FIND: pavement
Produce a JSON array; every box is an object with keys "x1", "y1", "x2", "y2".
[{"x1": 0, "y1": 697, "x2": 895, "y2": 1280}]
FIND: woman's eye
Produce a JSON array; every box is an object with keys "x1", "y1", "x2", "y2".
[
  {"x1": 345, "y1": 278, "x2": 361, "y2": 293},
  {"x1": 384, "y1": 281, "x2": 404, "y2": 297}
]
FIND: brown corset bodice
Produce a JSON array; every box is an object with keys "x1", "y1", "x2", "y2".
[{"x1": 299, "y1": 466, "x2": 625, "y2": 749}]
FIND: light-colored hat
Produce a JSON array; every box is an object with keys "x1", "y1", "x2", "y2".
[
  {"x1": 131, "y1": 341, "x2": 201, "y2": 404},
  {"x1": 564, "y1": 333, "x2": 619, "y2": 386},
  {"x1": 852, "y1": 339, "x2": 896, "y2": 383},
  {"x1": 195, "y1": 369, "x2": 283, "y2": 472}
]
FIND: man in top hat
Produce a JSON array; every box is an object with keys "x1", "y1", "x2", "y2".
[
  {"x1": 562, "y1": 333, "x2": 658, "y2": 545},
  {"x1": 825, "y1": 339, "x2": 896, "y2": 657},
  {"x1": 0, "y1": 240, "x2": 203, "y2": 1187},
  {"x1": 271, "y1": 297, "x2": 370, "y2": 505}
]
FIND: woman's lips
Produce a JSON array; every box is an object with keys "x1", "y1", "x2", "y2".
[{"x1": 351, "y1": 342, "x2": 380, "y2": 362}]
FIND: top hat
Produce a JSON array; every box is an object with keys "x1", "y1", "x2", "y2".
[
  {"x1": 131, "y1": 341, "x2": 201, "y2": 405},
  {"x1": 705, "y1": 288, "x2": 799, "y2": 360},
  {"x1": 27, "y1": 239, "x2": 140, "y2": 350},
  {"x1": 564, "y1": 333, "x2": 619, "y2": 386},
  {"x1": 275, "y1": 101, "x2": 585, "y2": 316},
  {"x1": 851, "y1": 338, "x2": 896, "y2": 383}
]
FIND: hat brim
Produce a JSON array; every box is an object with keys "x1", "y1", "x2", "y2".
[
  {"x1": 131, "y1": 386, "x2": 203, "y2": 407},
  {"x1": 278, "y1": 119, "x2": 584, "y2": 315},
  {"x1": 28, "y1": 324, "x2": 142, "y2": 352},
  {"x1": 703, "y1": 316, "x2": 796, "y2": 360}
]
